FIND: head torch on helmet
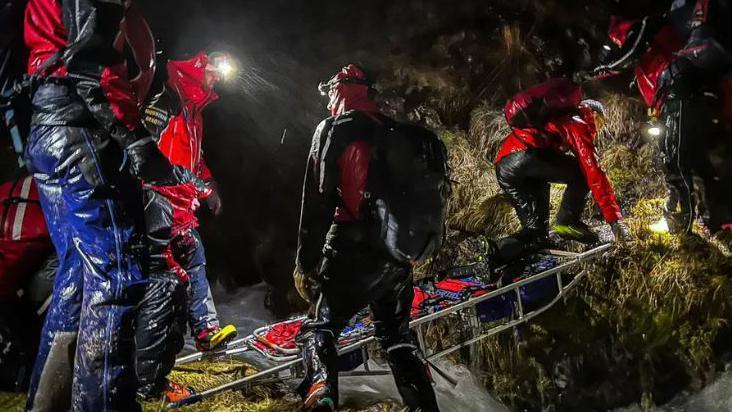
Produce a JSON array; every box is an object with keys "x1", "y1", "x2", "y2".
[
  {"x1": 318, "y1": 64, "x2": 372, "y2": 96},
  {"x1": 208, "y1": 52, "x2": 239, "y2": 81},
  {"x1": 317, "y1": 76, "x2": 372, "y2": 96}
]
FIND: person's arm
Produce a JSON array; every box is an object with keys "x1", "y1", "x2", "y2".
[
  {"x1": 564, "y1": 120, "x2": 623, "y2": 223},
  {"x1": 198, "y1": 155, "x2": 222, "y2": 215},
  {"x1": 295, "y1": 119, "x2": 339, "y2": 275},
  {"x1": 62, "y1": 0, "x2": 140, "y2": 137},
  {"x1": 592, "y1": 16, "x2": 663, "y2": 76},
  {"x1": 672, "y1": 1, "x2": 731, "y2": 70},
  {"x1": 62, "y1": 0, "x2": 193, "y2": 186}
]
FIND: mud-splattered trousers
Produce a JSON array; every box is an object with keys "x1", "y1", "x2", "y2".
[
  {"x1": 24, "y1": 82, "x2": 146, "y2": 412},
  {"x1": 135, "y1": 187, "x2": 187, "y2": 398},
  {"x1": 135, "y1": 196, "x2": 215, "y2": 398},
  {"x1": 297, "y1": 223, "x2": 439, "y2": 411}
]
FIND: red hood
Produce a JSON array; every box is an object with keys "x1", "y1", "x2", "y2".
[
  {"x1": 166, "y1": 52, "x2": 219, "y2": 113},
  {"x1": 331, "y1": 83, "x2": 380, "y2": 116}
]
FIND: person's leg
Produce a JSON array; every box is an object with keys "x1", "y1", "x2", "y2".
[
  {"x1": 687, "y1": 92, "x2": 732, "y2": 233},
  {"x1": 25, "y1": 124, "x2": 84, "y2": 411},
  {"x1": 136, "y1": 188, "x2": 188, "y2": 400},
  {"x1": 528, "y1": 151, "x2": 590, "y2": 227},
  {"x1": 661, "y1": 99, "x2": 696, "y2": 234},
  {"x1": 496, "y1": 151, "x2": 552, "y2": 263},
  {"x1": 370, "y1": 263, "x2": 439, "y2": 412},
  {"x1": 134, "y1": 272, "x2": 186, "y2": 399},
  {"x1": 296, "y1": 245, "x2": 375, "y2": 411},
  {"x1": 496, "y1": 151, "x2": 550, "y2": 236},
  {"x1": 174, "y1": 229, "x2": 218, "y2": 334},
  {"x1": 519, "y1": 150, "x2": 598, "y2": 242},
  {"x1": 25, "y1": 120, "x2": 145, "y2": 411},
  {"x1": 68, "y1": 127, "x2": 145, "y2": 412}
]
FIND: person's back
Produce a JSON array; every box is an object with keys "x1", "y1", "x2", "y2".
[{"x1": 294, "y1": 64, "x2": 440, "y2": 412}]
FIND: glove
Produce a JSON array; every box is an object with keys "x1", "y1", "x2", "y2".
[
  {"x1": 120, "y1": 129, "x2": 200, "y2": 187},
  {"x1": 572, "y1": 70, "x2": 592, "y2": 83},
  {"x1": 204, "y1": 180, "x2": 223, "y2": 217},
  {"x1": 293, "y1": 267, "x2": 317, "y2": 303},
  {"x1": 610, "y1": 220, "x2": 632, "y2": 242}
]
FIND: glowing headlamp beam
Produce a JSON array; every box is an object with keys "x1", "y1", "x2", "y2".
[
  {"x1": 216, "y1": 61, "x2": 235, "y2": 78},
  {"x1": 647, "y1": 126, "x2": 663, "y2": 137},
  {"x1": 649, "y1": 217, "x2": 670, "y2": 234}
]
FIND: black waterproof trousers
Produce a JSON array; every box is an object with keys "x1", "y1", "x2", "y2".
[
  {"x1": 660, "y1": 90, "x2": 732, "y2": 233},
  {"x1": 135, "y1": 188, "x2": 187, "y2": 399},
  {"x1": 495, "y1": 149, "x2": 589, "y2": 260},
  {"x1": 297, "y1": 223, "x2": 439, "y2": 411}
]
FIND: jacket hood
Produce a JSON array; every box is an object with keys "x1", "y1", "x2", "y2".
[{"x1": 166, "y1": 52, "x2": 219, "y2": 112}]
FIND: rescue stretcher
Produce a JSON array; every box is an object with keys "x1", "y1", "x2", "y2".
[{"x1": 169, "y1": 243, "x2": 612, "y2": 409}]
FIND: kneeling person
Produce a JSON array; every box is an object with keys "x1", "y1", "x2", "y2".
[
  {"x1": 495, "y1": 83, "x2": 629, "y2": 260},
  {"x1": 294, "y1": 65, "x2": 447, "y2": 412}
]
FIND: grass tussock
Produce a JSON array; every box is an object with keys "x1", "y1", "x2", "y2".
[
  {"x1": 143, "y1": 359, "x2": 299, "y2": 412},
  {"x1": 441, "y1": 130, "x2": 520, "y2": 237}
]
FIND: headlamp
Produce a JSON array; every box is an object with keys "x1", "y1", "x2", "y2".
[
  {"x1": 642, "y1": 122, "x2": 664, "y2": 138},
  {"x1": 208, "y1": 52, "x2": 239, "y2": 82},
  {"x1": 317, "y1": 77, "x2": 372, "y2": 96},
  {"x1": 649, "y1": 217, "x2": 670, "y2": 234}
]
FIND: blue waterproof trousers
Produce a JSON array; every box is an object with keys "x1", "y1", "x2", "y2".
[{"x1": 24, "y1": 83, "x2": 146, "y2": 411}]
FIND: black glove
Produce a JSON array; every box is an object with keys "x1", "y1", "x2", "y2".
[
  {"x1": 119, "y1": 128, "x2": 197, "y2": 187},
  {"x1": 204, "y1": 179, "x2": 223, "y2": 216}
]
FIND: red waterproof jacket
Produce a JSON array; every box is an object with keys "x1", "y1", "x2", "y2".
[
  {"x1": 150, "y1": 52, "x2": 217, "y2": 235},
  {"x1": 0, "y1": 176, "x2": 52, "y2": 302},
  {"x1": 545, "y1": 109, "x2": 622, "y2": 223},
  {"x1": 495, "y1": 108, "x2": 623, "y2": 223},
  {"x1": 25, "y1": 0, "x2": 155, "y2": 132}
]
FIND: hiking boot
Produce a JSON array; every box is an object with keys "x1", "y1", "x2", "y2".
[
  {"x1": 139, "y1": 380, "x2": 194, "y2": 403},
  {"x1": 195, "y1": 324, "x2": 237, "y2": 352},
  {"x1": 552, "y1": 222, "x2": 599, "y2": 244},
  {"x1": 303, "y1": 381, "x2": 336, "y2": 412},
  {"x1": 163, "y1": 381, "x2": 194, "y2": 403}
]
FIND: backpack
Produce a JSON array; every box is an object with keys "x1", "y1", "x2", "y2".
[
  {"x1": 504, "y1": 78, "x2": 582, "y2": 129},
  {"x1": 1, "y1": 0, "x2": 30, "y2": 167},
  {"x1": 365, "y1": 117, "x2": 450, "y2": 264},
  {"x1": 1, "y1": 0, "x2": 65, "y2": 168}
]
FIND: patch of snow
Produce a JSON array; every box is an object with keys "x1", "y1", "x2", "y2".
[
  {"x1": 339, "y1": 360, "x2": 508, "y2": 412},
  {"x1": 183, "y1": 282, "x2": 276, "y2": 351}
]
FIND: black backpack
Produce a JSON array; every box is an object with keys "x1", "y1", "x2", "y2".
[{"x1": 366, "y1": 117, "x2": 450, "y2": 264}]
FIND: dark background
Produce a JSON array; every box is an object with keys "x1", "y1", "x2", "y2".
[{"x1": 139, "y1": 0, "x2": 662, "y2": 288}]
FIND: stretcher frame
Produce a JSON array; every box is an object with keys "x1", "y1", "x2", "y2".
[{"x1": 168, "y1": 243, "x2": 611, "y2": 409}]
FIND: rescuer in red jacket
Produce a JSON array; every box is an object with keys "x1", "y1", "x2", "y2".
[
  {"x1": 591, "y1": 0, "x2": 732, "y2": 234},
  {"x1": 22, "y1": 2, "x2": 197, "y2": 410},
  {"x1": 136, "y1": 51, "x2": 237, "y2": 401},
  {"x1": 495, "y1": 99, "x2": 630, "y2": 259},
  {"x1": 294, "y1": 65, "x2": 439, "y2": 412}
]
